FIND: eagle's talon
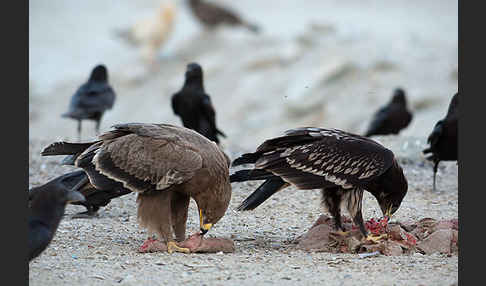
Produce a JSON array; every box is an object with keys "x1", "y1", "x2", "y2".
[
  {"x1": 167, "y1": 241, "x2": 191, "y2": 254},
  {"x1": 331, "y1": 230, "x2": 350, "y2": 237},
  {"x1": 364, "y1": 233, "x2": 388, "y2": 243}
]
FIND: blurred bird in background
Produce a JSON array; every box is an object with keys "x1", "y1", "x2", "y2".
[
  {"x1": 187, "y1": 0, "x2": 260, "y2": 34},
  {"x1": 115, "y1": 1, "x2": 176, "y2": 67},
  {"x1": 171, "y1": 62, "x2": 226, "y2": 145},
  {"x1": 29, "y1": 185, "x2": 85, "y2": 261},
  {"x1": 62, "y1": 64, "x2": 116, "y2": 141},
  {"x1": 364, "y1": 88, "x2": 413, "y2": 137},
  {"x1": 423, "y1": 92, "x2": 458, "y2": 191}
]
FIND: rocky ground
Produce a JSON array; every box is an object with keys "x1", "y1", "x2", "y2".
[{"x1": 29, "y1": 0, "x2": 458, "y2": 285}]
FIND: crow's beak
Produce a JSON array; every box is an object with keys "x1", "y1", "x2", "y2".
[{"x1": 66, "y1": 191, "x2": 86, "y2": 203}]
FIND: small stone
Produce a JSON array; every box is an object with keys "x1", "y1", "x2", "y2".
[
  {"x1": 432, "y1": 219, "x2": 458, "y2": 232},
  {"x1": 417, "y1": 229, "x2": 453, "y2": 254},
  {"x1": 382, "y1": 241, "x2": 404, "y2": 256},
  {"x1": 345, "y1": 236, "x2": 361, "y2": 253},
  {"x1": 296, "y1": 218, "x2": 334, "y2": 251}
]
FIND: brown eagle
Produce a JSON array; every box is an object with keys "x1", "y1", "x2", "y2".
[
  {"x1": 230, "y1": 127, "x2": 408, "y2": 241},
  {"x1": 41, "y1": 123, "x2": 232, "y2": 253}
]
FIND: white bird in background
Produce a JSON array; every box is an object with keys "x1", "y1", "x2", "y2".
[{"x1": 115, "y1": 1, "x2": 176, "y2": 67}]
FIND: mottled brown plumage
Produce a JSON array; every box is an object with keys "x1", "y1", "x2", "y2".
[
  {"x1": 188, "y1": 0, "x2": 260, "y2": 33},
  {"x1": 231, "y1": 127, "x2": 408, "y2": 240},
  {"x1": 41, "y1": 123, "x2": 232, "y2": 253}
]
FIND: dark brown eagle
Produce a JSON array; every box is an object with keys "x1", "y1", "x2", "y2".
[
  {"x1": 423, "y1": 92, "x2": 458, "y2": 190},
  {"x1": 230, "y1": 127, "x2": 408, "y2": 241},
  {"x1": 41, "y1": 123, "x2": 232, "y2": 253}
]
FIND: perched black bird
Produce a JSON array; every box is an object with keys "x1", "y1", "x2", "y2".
[
  {"x1": 171, "y1": 63, "x2": 226, "y2": 144},
  {"x1": 365, "y1": 88, "x2": 413, "y2": 137},
  {"x1": 231, "y1": 127, "x2": 408, "y2": 241},
  {"x1": 29, "y1": 170, "x2": 131, "y2": 218},
  {"x1": 188, "y1": 0, "x2": 260, "y2": 33},
  {"x1": 423, "y1": 92, "x2": 458, "y2": 190},
  {"x1": 62, "y1": 64, "x2": 116, "y2": 141},
  {"x1": 29, "y1": 185, "x2": 85, "y2": 261}
]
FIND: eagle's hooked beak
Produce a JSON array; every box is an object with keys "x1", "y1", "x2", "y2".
[
  {"x1": 199, "y1": 208, "x2": 213, "y2": 235},
  {"x1": 384, "y1": 205, "x2": 393, "y2": 219},
  {"x1": 200, "y1": 224, "x2": 212, "y2": 235}
]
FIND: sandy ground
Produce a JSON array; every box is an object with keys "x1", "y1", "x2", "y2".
[
  {"x1": 28, "y1": 137, "x2": 458, "y2": 286},
  {"x1": 29, "y1": 0, "x2": 458, "y2": 285}
]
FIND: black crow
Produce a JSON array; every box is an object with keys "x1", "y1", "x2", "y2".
[
  {"x1": 171, "y1": 63, "x2": 226, "y2": 144},
  {"x1": 29, "y1": 186, "x2": 85, "y2": 261},
  {"x1": 423, "y1": 92, "x2": 458, "y2": 190},
  {"x1": 365, "y1": 88, "x2": 413, "y2": 137},
  {"x1": 62, "y1": 64, "x2": 116, "y2": 141}
]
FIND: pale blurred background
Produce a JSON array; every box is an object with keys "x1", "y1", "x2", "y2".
[{"x1": 29, "y1": 0, "x2": 458, "y2": 151}]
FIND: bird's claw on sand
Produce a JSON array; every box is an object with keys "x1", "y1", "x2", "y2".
[
  {"x1": 167, "y1": 241, "x2": 191, "y2": 254},
  {"x1": 137, "y1": 233, "x2": 205, "y2": 254},
  {"x1": 364, "y1": 233, "x2": 388, "y2": 243},
  {"x1": 332, "y1": 230, "x2": 350, "y2": 236}
]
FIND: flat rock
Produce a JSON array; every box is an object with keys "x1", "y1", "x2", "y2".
[
  {"x1": 382, "y1": 241, "x2": 405, "y2": 256},
  {"x1": 431, "y1": 219, "x2": 459, "y2": 232},
  {"x1": 416, "y1": 229, "x2": 455, "y2": 254},
  {"x1": 296, "y1": 224, "x2": 333, "y2": 251}
]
